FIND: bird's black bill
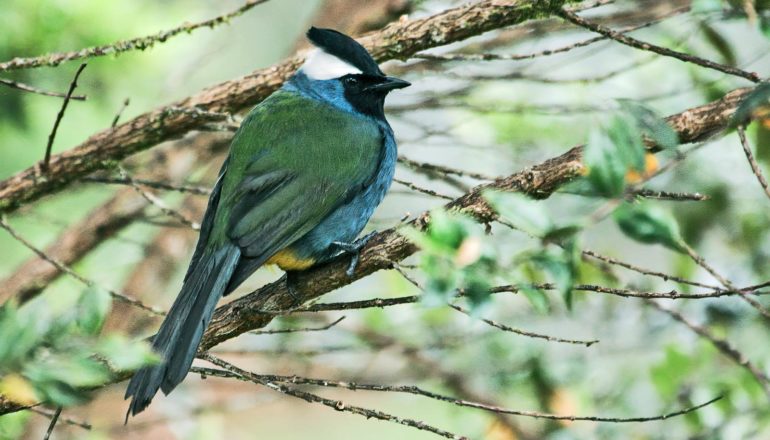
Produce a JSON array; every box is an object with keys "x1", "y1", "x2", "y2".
[{"x1": 365, "y1": 76, "x2": 411, "y2": 92}]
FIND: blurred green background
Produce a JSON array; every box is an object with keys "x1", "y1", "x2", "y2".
[{"x1": 2, "y1": 0, "x2": 770, "y2": 439}]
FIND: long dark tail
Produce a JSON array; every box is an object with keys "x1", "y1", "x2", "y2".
[{"x1": 125, "y1": 243, "x2": 240, "y2": 418}]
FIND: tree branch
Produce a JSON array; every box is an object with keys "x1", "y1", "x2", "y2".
[
  {"x1": 0, "y1": 0, "x2": 582, "y2": 214},
  {"x1": 0, "y1": 82, "x2": 754, "y2": 416},
  {"x1": 0, "y1": 0, "x2": 272, "y2": 72},
  {"x1": 198, "y1": 85, "x2": 750, "y2": 352}
]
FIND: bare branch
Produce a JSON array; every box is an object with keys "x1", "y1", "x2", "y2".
[
  {"x1": 737, "y1": 124, "x2": 770, "y2": 201},
  {"x1": 117, "y1": 166, "x2": 201, "y2": 230},
  {"x1": 111, "y1": 98, "x2": 131, "y2": 128},
  {"x1": 0, "y1": 78, "x2": 86, "y2": 100},
  {"x1": 43, "y1": 63, "x2": 87, "y2": 172},
  {"x1": 0, "y1": 1, "x2": 271, "y2": 72},
  {"x1": 249, "y1": 316, "x2": 346, "y2": 335},
  {"x1": 413, "y1": 7, "x2": 689, "y2": 62},
  {"x1": 0, "y1": 0, "x2": 585, "y2": 214},
  {"x1": 201, "y1": 354, "x2": 468, "y2": 439},
  {"x1": 0, "y1": 217, "x2": 165, "y2": 315},
  {"x1": 449, "y1": 304, "x2": 598, "y2": 347},
  {"x1": 81, "y1": 176, "x2": 212, "y2": 195},
  {"x1": 582, "y1": 249, "x2": 719, "y2": 289},
  {"x1": 195, "y1": 364, "x2": 721, "y2": 423},
  {"x1": 631, "y1": 188, "x2": 709, "y2": 201},
  {"x1": 398, "y1": 155, "x2": 496, "y2": 181},
  {"x1": 558, "y1": 8, "x2": 761, "y2": 83},
  {"x1": 393, "y1": 178, "x2": 455, "y2": 201},
  {"x1": 648, "y1": 300, "x2": 770, "y2": 400},
  {"x1": 29, "y1": 407, "x2": 91, "y2": 431},
  {"x1": 42, "y1": 407, "x2": 62, "y2": 440}
]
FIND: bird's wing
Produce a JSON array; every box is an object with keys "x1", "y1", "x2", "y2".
[{"x1": 213, "y1": 90, "x2": 384, "y2": 266}]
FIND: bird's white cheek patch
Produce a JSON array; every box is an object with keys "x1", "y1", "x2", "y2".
[{"x1": 301, "y1": 49, "x2": 362, "y2": 80}]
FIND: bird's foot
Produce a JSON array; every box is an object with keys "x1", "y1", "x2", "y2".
[
  {"x1": 285, "y1": 271, "x2": 303, "y2": 306},
  {"x1": 332, "y1": 231, "x2": 377, "y2": 277}
]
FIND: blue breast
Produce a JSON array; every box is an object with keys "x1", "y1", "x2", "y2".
[{"x1": 287, "y1": 122, "x2": 397, "y2": 263}]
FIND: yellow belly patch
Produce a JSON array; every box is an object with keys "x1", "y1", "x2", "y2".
[{"x1": 266, "y1": 248, "x2": 316, "y2": 271}]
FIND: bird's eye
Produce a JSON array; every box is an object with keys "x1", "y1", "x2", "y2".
[{"x1": 344, "y1": 76, "x2": 358, "y2": 86}]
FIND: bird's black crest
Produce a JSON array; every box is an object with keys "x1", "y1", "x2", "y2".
[{"x1": 306, "y1": 27, "x2": 383, "y2": 76}]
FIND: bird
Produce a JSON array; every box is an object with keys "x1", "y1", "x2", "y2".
[{"x1": 125, "y1": 27, "x2": 410, "y2": 417}]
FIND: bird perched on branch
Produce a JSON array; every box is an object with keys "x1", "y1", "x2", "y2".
[{"x1": 125, "y1": 27, "x2": 409, "y2": 417}]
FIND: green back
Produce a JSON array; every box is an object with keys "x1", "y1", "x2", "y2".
[{"x1": 209, "y1": 90, "x2": 383, "y2": 259}]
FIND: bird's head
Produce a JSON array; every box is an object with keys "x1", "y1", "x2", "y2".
[{"x1": 287, "y1": 27, "x2": 410, "y2": 119}]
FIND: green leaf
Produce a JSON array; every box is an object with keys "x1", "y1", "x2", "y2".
[
  {"x1": 698, "y1": 21, "x2": 736, "y2": 66},
  {"x1": 75, "y1": 286, "x2": 111, "y2": 335},
  {"x1": 731, "y1": 82, "x2": 770, "y2": 128},
  {"x1": 484, "y1": 191, "x2": 551, "y2": 236},
  {"x1": 0, "y1": 303, "x2": 44, "y2": 368},
  {"x1": 426, "y1": 209, "x2": 468, "y2": 250},
  {"x1": 618, "y1": 100, "x2": 679, "y2": 150},
  {"x1": 531, "y1": 250, "x2": 576, "y2": 310},
  {"x1": 584, "y1": 128, "x2": 628, "y2": 197},
  {"x1": 401, "y1": 210, "x2": 472, "y2": 254},
  {"x1": 28, "y1": 355, "x2": 111, "y2": 388},
  {"x1": 461, "y1": 271, "x2": 493, "y2": 310},
  {"x1": 608, "y1": 114, "x2": 646, "y2": 172},
  {"x1": 614, "y1": 202, "x2": 685, "y2": 252},
  {"x1": 520, "y1": 285, "x2": 550, "y2": 314},
  {"x1": 96, "y1": 335, "x2": 159, "y2": 371},
  {"x1": 541, "y1": 224, "x2": 582, "y2": 243},
  {"x1": 0, "y1": 411, "x2": 29, "y2": 440},
  {"x1": 650, "y1": 345, "x2": 694, "y2": 397}
]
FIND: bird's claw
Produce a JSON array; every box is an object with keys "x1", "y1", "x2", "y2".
[{"x1": 333, "y1": 231, "x2": 376, "y2": 277}]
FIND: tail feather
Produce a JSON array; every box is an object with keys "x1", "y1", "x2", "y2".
[{"x1": 125, "y1": 244, "x2": 240, "y2": 417}]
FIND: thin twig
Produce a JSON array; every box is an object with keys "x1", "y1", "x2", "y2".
[
  {"x1": 201, "y1": 355, "x2": 467, "y2": 439},
  {"x1": 449, "y1": 304, "x2": 598, "y2": 347},
  {"x1": 680, "y1": 242, "x2": 770, "y2": 320},
  {"x1": 43, "y1": 63, "x2": 87, "y2": 171},
  {"x1": 648, "y1": 300, "x2": 770, "y2": 401},
  {"x1": 393, "y1": 265, "x2": 598, "y2": 346},
  {"x1": 398, "y1": 155, "x2": 496, "y2": 180},
  {"x1": 631, "y1": 188, "x2": 709, "y2": 201},
  {"x1": 111, "y1": 98, "x2": 130, "y2": 128},
  {"x1": 582, "y1": 249, "x2": 718, "y2": 289},
  {"x1": 117, "y1": 166, "x2": 201, "y2": 230},
  {"x1": 413, "y1": 7, "x2": 688, "y2": 62},
  {"x1": 249, "y1": 316, "x2": 346, "y2": 335},
  {"x1": 277, "y1": 282, "x2": 770, "y2": 315},
  {"x1": 0, "y1": 0, "x2": 271, "y2": 72},
  {"x1": 42, "y1": 407, "x2": 62, "y2": 440},
  {"x1": 393, "y1": 178, "x2": 455, "y2": 201},
  {"x1": 193, "y1": 363, "x2": 721, "y2": 423},
  {"x1": 0, "y1": 216, "x2": 164, "y2": 315},
  {"x1": 29, "y1": 407, "x2": 91, "y2": 431},
  {"x1": 558, "y1": 9, "x2": 761, "y2": 83},
  {"x1": 737, "y1": 125, "x2": 770, "y2": 200},
  {"x1": 83, "y1": 175, "x2": 212, "y2": 195},
  {"x1": 0, "y1": 78, "x2": 86, "y2": 100}
]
